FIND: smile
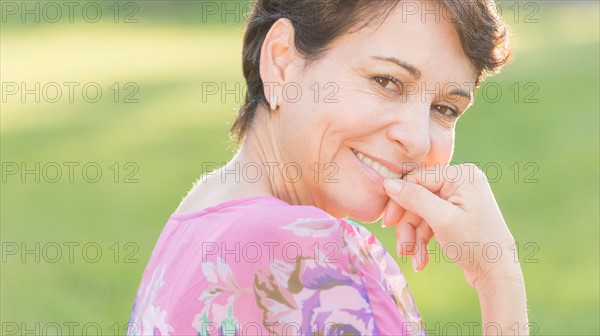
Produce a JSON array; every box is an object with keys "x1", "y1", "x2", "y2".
[{"x1": 351, "y1": 148, "x2": 402, "y2": 179}]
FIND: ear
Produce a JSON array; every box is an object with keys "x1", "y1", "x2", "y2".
[{"x1": 259, "y1": 18, "x2": 299, "y2": 105}]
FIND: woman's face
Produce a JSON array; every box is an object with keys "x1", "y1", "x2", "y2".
[{"x1": 271, "y1": 4, "x2": 477, "y2": 221}]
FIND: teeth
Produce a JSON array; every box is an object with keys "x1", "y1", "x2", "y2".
[
  {"x1": 353, "y1": 149, "x2": 402, "y2": 179},
  {"x1": 371, "y1": 161, "x2": 382, "y2": 174}
]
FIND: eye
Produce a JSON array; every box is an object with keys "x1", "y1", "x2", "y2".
[
  {"x1": 373, "y1": 76, "x2": 402, "y2": 93},
  {"x1": 432, "y1": 104, "x2": 459, "y2": 118}
]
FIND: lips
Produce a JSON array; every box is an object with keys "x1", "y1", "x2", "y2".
[{"x1": 352, "y1": 148, "x2": 402, "y2": 179}]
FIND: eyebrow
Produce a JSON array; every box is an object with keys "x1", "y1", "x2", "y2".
[
  {"x1": 447, "y1": 87, "x2": 472, "y2": 100},
  {"x1": 371, "y1": 55, "x2": 473, "y2": 101},
  {"x1": 371, "y1": 56, "x2": 422, "y2": 79}
]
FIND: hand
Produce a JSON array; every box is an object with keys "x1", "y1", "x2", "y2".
[{"x1": 382, "y1": 164, "x2": 521, "y2": 288}]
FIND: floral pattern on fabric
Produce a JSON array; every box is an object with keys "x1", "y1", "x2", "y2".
[
  {"x1": 128, "y1": 264, "x2": 175, "y2": 335},
  {"x1": 127, "y1": 196, "x2": 427, "y2": 335}
]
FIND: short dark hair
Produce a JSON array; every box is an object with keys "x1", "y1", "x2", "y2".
[{"x1": 230, "y1": 0, "x2": 511, "y2": 144}]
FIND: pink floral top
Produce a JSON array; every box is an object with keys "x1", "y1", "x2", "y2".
[{"x1": 127, "y1": 196, "x2": 427, "y2": 335}]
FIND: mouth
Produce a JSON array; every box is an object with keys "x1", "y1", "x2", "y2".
[{"x1": 351, "y1": 148, "x2": 403, "y2": 180}]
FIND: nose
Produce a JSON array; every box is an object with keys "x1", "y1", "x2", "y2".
[{"x1": 387, "y1": 102, "x2": 431, "y2": 159}]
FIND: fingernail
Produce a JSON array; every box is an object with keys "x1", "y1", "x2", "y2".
[
  {"x1": 412, "y1": 255, "x2": 420, "y2": 272},
  {"x1": 381, "y1": 213, "x2": 388, "y2": 228},
  {"x1": 384, "y1": 179, "x2": 403, "y2": 195}
]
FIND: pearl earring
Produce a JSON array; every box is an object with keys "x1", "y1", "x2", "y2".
[{"x1": 269, "y1": 93, "x2": 278, "y2": 111}]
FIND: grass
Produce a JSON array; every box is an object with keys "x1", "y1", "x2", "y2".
[{"x1": 1, "y1": 3, "x2": 598, "y2": 335}]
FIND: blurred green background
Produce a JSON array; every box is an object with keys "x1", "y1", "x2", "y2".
[{"x1": 1, "y1": 1, "x2": 598, "y2": 335}]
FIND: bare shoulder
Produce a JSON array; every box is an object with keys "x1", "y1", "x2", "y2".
[
  {"x1": 173, "y1": 174, "x2": 230, "y2": 215},
  {"x1": 173, "y1": 172, "x2": 270, "y2": 215}
]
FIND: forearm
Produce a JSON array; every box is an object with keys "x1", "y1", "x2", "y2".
[{"x1": 475, "y1": 266, "x2": 529, "y2": 335}]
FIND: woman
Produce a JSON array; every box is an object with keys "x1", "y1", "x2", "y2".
[{"x1": 128, "y1": 0, "x2": 528, "y2": 335}]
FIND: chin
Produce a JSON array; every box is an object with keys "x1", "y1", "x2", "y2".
[
  {"x1": 325, "y1": 194, "x2": 386, "y2": 223},
  {"x1": 317, "y1": 158, "x2": 388, "y2": 222},
  {"x1": 348, "y1": 206, "x2": 385, "y2": 223},
  {"x1": 348, "y1": 186, "x2": 389, "y2": 223}
]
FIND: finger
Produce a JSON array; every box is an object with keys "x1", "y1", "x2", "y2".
[
  {"x1": 383, "y1": 178, "x2": 458, "y2": 231},
  {"x1": 403, "y1": 167, "x2": 444, "y2": 193},
  {"x1": 395, "y1": 217, "x2": 416, "y2": 257},
  {"x1": 405, "y1": 165, "x2": 465, "y2": 200},
  {"x1": 397, "y1": 210, "x2": 421, "y2": 253},
  {"x1": 383, "y1": 198, "x2": 405, "y2": 227},
  {"x1": 413, "y1": 222, "x2": 434, "y2": 271},
  {"x1": 387, "y1": 165, "x2": 458, "y2": 229},
  {"x1": 395, "y1": 211, "x2": 421, "y2": 255}
]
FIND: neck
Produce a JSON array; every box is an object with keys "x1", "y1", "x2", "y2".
[{"x1": 225, "y1": 108, "x2": 312, "y2": 207}]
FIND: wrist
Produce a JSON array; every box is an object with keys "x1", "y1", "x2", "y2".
[{"x1": 473, "y1": 262, "x2": 525, "y2": 292}]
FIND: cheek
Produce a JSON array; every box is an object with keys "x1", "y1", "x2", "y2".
[
  {"x1": 316, "y1": 88, "x2": 389, "y2": 141},
  {"x1": 428, "y1": 124, "x2": 456, "y2": 164}
]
